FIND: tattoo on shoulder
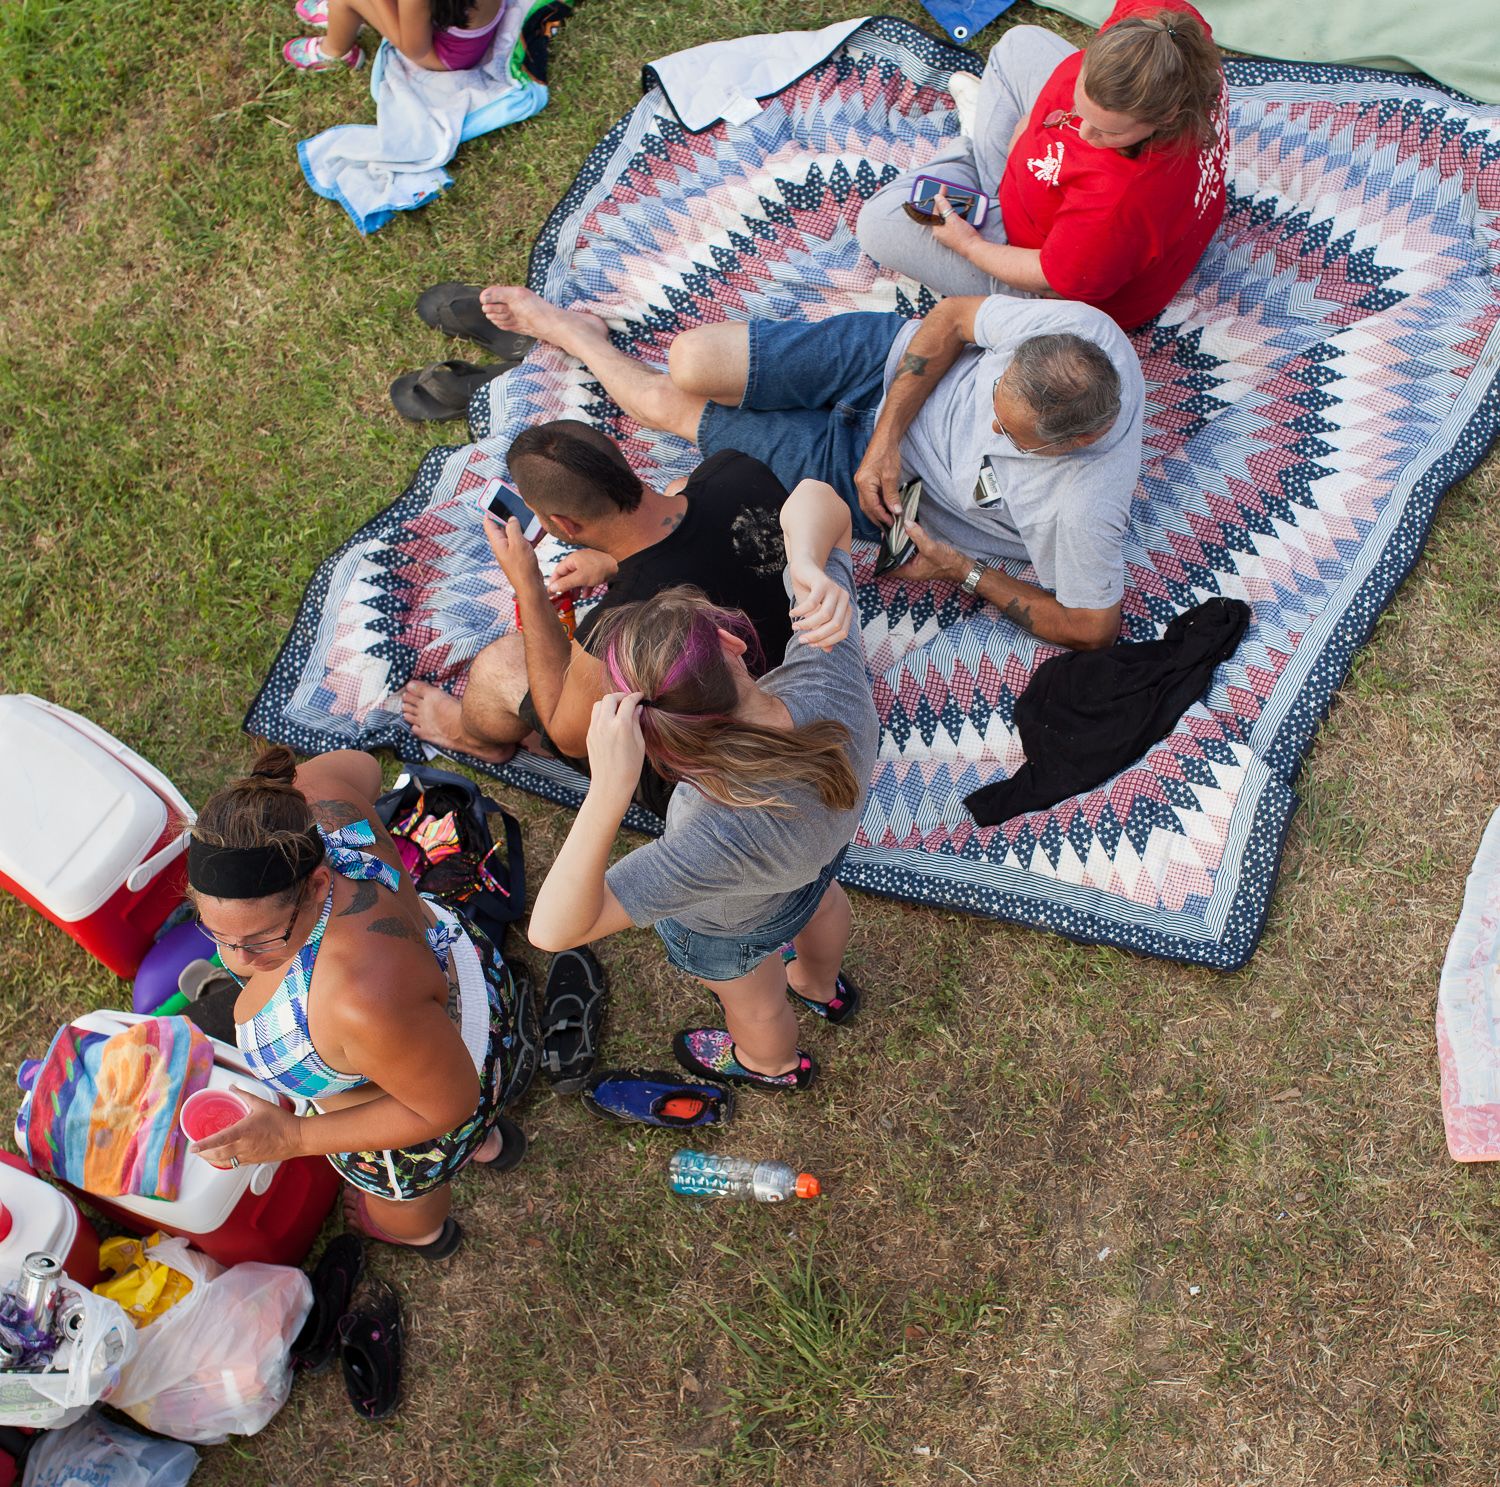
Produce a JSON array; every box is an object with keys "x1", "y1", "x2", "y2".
[
  {"x1": 661, "y1": 511, "x2": 683, "y2": 532},
  {"x1": 310, "y1": 797, "x2": 362, "y2": 829},
  {"x1": 895, "y1": 351, "x2": 930, "y2": 380},
  {"x1": 337, "y1": 879, "x2": 380, "y2": 918},
  {"x1": 1001, "y1": 598, "x2": 1036, "y2": 635},
  {"x1": 367, "y1": 915, "x2": 421, "y2": 944}
]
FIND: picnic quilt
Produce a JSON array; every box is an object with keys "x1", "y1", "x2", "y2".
[{"x1": 246, "y1": 18, "x2": 1500, "y2": 970}]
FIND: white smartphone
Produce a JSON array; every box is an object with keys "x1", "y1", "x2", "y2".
[{"x1": 474, "y1": 477, "x2": 544, "y2": 545}]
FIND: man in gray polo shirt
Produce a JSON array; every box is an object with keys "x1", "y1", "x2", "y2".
[{"x1": 473, "y1": 286, "x2": 1144, "y2": 650}]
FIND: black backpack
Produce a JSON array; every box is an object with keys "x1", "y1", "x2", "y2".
[{"x1": 374, "y1": 764, "x2": 525, "y2": 950}]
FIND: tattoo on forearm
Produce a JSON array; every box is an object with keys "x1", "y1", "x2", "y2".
[
  {"x1": 894, "y1": 351, "x2": 930, "y2": 380},
  {"x1": 310, "y1": 798, "x2": 362, "y2": 828},
  {"x1": 367, "y1": 915, "x2": 421, "y2": 944},
  {"x1": 1002, "y1": 598, "x2": 1036, "y2": 635},
  {"x1": 337, "y1": 879, "x2": 379, "y2": 918}
]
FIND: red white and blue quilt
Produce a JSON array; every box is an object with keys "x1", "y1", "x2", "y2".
[{"x1": 245, "y1": 19, "x2": 1500, "y2": 969}]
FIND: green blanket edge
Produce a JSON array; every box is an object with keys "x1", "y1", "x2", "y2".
[{"x1": 1034, "y1": 0, "x2": 1500, "y2": 105}]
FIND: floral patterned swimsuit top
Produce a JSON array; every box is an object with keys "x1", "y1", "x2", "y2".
[{"x1": 235, "y1": 822, "x2": 460, "y2": 1101}]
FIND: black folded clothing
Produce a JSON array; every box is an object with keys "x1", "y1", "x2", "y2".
[{"x1": 964, "y1": 597, "x2": 1252, "y2": 826}]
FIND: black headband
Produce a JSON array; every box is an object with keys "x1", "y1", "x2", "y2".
[{"x1": 187, "y1": 829, "x2": 325, "y2": 899}]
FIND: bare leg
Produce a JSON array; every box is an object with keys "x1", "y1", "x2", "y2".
[
  {"x1": 321, "y1": 0, "x2": 445, "y2": 66},
  {"x1": 666, "y1": 323, "x2": 752, "y2": 406},
  {"x1": 401, "y1": 634, "x2": 531, "y2": 762},
  {"x1": 344, "y1": 1182, "x2": 450, "y2": 1246},
  {"x1": 700, "y1": 955, "x2": 801, "y2": 1077},
  {"x1": 479, "y1": 287, "x2": 707, "y2": 441},
  {"x1": 785, "y1": 883, "x2": 852, "y2": 1003},
  {"x1": 321, "y1": 0, "x2": 384, "y2": 59}
]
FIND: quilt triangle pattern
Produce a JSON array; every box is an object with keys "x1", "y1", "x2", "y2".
[{"x1": 246, "y1": 21, "x2": 1500, "y2": 969}]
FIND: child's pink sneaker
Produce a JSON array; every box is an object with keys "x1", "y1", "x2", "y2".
[
  {"x1": 294, "y1": 0, "x2": 329, "y2": 26},
  {"x1": 283, "y1": 35, "x2": 363, "y2": 69}
]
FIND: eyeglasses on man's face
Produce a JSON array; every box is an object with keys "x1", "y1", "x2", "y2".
[{"x1": 990, "y1": 377, "x2": 1068, "y2": 456}]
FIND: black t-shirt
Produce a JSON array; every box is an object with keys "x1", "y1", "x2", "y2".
[{"x1": 574, "y1": 448, "x2": 792, "y2": 672}]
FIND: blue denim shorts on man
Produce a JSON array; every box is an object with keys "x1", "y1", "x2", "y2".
[
  {"x1": 696, "y1": 312, "x2": 910, "y2": 540},
  {"x1": 653, "y1": 847, "x2": 850, "y2": 982}
]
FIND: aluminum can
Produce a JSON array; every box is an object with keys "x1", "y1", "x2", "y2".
[{"x1": 15, "y1": 1253, "x2": 61, "y2": 1329}]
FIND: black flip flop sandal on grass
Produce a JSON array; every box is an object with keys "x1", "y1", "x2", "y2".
[
  {"x1": 338, "y1": 1279, "x2": 403, "y2": 1422},
  {"x1": 415, "y1": 282, "x2": 537, "y2": 361},
  {"x1": 541, "y1": 946, "x2": 608, "y2": 1093},
  {"x1": 389, "y1": 360, "x2": 512, "y2": 422},
  {"x1": 468, "y1": 1110, "x2": 528, "y2": 1175},
  {"x1": 292, "y1": 1232, "x2": 365, "y2": 1375},
  {"x1": 346, "y1": 1188, "x2": 464, "y2": 1262}
]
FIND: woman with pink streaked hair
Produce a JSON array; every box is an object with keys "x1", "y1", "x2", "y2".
[{"x1": 527, "y1": 479, "x2": 879, "y2": 1095}]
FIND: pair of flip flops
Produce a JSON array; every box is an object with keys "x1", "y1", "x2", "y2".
[
  {"x1": 389, "y1": 283, "x2": 538, "y2": 422},
  {"x1": 292, "y1": 1235, "x2": 403, "y2": 1422}
]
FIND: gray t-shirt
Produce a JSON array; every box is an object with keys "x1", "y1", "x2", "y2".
[
  {"x1": 605, "y1": 550, "x2": 878, "y2": 937},
  {"x1": 882, "y1": 297, "x2": 1145, "y2": 611}
]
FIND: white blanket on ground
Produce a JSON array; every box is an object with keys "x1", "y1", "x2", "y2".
[{"x1": 297, "y1": 0, "x2": 529, "y2": 234}]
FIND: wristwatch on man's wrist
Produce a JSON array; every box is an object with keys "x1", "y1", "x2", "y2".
[{"x1": 959, "y1": 561, "x2": 985, "y2": 596}]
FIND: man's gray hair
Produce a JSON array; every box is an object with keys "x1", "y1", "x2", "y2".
[{"x1": 1005, "y1": 334, "x2": 1122, "y2": 446}]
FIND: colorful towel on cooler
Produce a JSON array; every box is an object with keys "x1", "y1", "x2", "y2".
[
  {"x1": 1437, "y1": 806, "x2": 1500, "y2": 1162},
  {"x1": 27, "y1": 1018, "x2": 213, "y2": 1202},
  {"x1": 245, "y1": 18, "x2": 1500, "y2": 970}
]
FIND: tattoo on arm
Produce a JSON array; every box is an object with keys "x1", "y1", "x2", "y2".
[
  {"x1": 894, "y1": 351, "x2": 930, "y2": 380},
  {"x1": 337, "y1": 879, "x2": 380, "y2": 918},
  {"x1": 310, "y1": 798, "x2": 362, "y2": 829},
  {"x1": 367, "y1": 915, "x2": 421, "y2": 944},
  {"x1": 1001, "y1": 598, "x2": 1036, "y2": 635}
]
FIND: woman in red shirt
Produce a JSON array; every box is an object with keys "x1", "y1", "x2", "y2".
[{"x1": 856, "y1": 2, "x2": 1226, "y2": 330}]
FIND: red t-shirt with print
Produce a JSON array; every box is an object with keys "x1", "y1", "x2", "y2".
[{"x1": 996, "y1": 0, "x2": 1227, "y2": 329}]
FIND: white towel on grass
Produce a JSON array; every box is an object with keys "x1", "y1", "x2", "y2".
[{"x1": 297, "y1": 0, "x2": 533, "y2": 235}]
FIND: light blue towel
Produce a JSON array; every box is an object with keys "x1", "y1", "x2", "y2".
[{"x1": 298, "y1": 11, "x2": 546, "y2": 235}]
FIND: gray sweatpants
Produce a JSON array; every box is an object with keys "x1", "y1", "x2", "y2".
[{"x1": 855, "y1": 26, "x2": 1077, "y2": 298}]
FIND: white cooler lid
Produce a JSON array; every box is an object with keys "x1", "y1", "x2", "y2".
[
  {"x1": 0, "y1": 697, "x2": 168, "y2": 921},
  {"x1": 0, "y1": 1165, "x2": 78, "y2": 1274}
]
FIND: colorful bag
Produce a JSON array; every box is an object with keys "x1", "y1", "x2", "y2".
[
  {"x1": 26, "y1": 1018, "x2": 212, "y2": 1202},
  {"x1": 375, "y1": 764, "x2": 525, "y2": 949}
]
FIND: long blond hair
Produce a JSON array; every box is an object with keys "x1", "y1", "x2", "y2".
[
  {"x1": 1081, "y1": 8, "x2": 1223, "y2": 156},
  {"x1": 592, "y1": 587, "x2": 860, "y2": 813}
]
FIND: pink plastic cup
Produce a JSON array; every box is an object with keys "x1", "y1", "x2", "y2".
[{"x1": 180, "y1": 1088, "x2": 251, "y2": 1164}]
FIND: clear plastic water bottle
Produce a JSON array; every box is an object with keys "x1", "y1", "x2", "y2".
[{"x1": 668, "y1": 1149, "x2": 820, "y2": 1203}]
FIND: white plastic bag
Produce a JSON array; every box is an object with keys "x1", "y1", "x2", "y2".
[
  {"x1": 103, "y1": 1237, "x2": 312, "y2": 1444},
  {"x1": 21, "y1": 1406, "x2": 197, "y2": 1487},
  {"x1": 0, "y1": 1275, "x2": 136, "y2": 1430}
]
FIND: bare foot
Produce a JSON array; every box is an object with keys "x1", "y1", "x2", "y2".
[
  {"x1": 401, "y1": 680, "x2": 517, "y2": 765},
  {"x1": 477, "y1": 286, "x2": 610, "y2": 358}
]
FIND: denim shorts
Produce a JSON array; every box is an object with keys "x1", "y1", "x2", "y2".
[
  {"x1": 653, "y1": 847, "x2": 850, "y2": 983},
  {"x1": 696, "y1": 312, "x2": 911, "y2": 540}
]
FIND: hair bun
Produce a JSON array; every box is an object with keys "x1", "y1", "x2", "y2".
[{"x1": 246, "y1": 743, "x2": 299, "y2": 787}]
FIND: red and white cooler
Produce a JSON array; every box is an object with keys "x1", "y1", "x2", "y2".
[
  {"x1": 0, "y1": 695, "x2": 197, "y2": 979},
  {"x1": 22, "y1": 1012, "x2": 341, "y2": 1271}
]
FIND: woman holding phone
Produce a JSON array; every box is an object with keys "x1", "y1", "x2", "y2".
[
  {"x1": 526, "y1": 479, "x2": 878, "y2": 1094},
  {"x1": 856, "y1": 0, "x2": 1226, "y2": 330}
]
